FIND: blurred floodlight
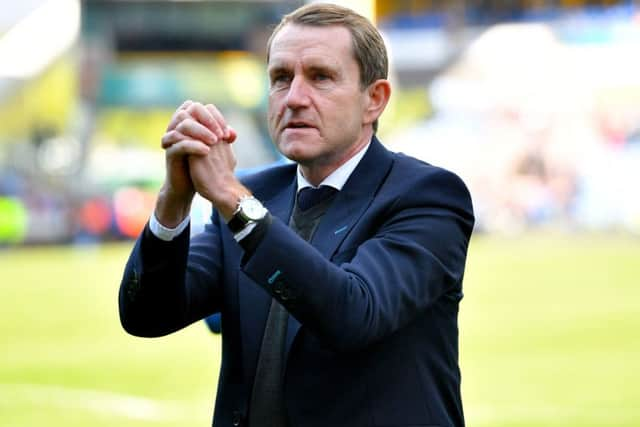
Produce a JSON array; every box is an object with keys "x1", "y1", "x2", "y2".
[
  {"x1": 430, "y1": 23, "x2": 563, "y2": 113},
  {"x1": 36, "y1": 135, "x2": 82, "y2": 175},
  {"x1": 455, "y1": 22, "x2": 559, "y2": 93},
  {"x1": 465, "y1": 23, "x2": 557, "y2": 69},
  {"x1": 0, "y1": 0, "x2": 80, "y2": 79}
]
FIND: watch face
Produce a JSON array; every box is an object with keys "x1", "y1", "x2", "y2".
[{"x1": 241, "y1": 198, "x2": 266, "y2": 221}]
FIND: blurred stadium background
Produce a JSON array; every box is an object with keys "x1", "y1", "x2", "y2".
[{"x1": 0, "y1": 0, "x2": 639, "y2": 426}]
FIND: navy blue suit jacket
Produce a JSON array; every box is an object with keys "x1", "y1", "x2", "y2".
[{"x1": 119, "y1": 137, "x2": 474, "y2": 427}]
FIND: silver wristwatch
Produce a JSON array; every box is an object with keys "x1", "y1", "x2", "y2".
[{"x1": 227, "y1": 195, "x2": 268, "y2": 233}]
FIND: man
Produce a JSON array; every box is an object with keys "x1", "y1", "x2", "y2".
[{"x1": 119, "y1": 3, "x2": 474, "y2": 427}]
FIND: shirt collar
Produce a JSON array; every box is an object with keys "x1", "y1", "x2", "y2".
[{"x1": 296, "y1": 142, "x2": 371, "y2": 192}]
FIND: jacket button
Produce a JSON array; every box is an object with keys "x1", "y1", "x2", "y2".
[
  {"x1": 232, "y1": 411, "x2": 243, "y2": 426},
  {"x1": 273, "y1": 279, "x2": 284, "y2": 295},
  {"x1": 280, "y1": 285, "x2": 291, "y2": 301}
]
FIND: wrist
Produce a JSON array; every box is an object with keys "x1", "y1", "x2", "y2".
[
  {"x1": 155, "y1": 185, "x2": 194, "y2": 228},
  {"x1": 216, "y1": 184, "x2": 252, "y2": 222}
]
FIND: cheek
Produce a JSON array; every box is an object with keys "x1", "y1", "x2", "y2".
[
  {"x1": 267, "y1": 110, "x2": 276, "y2": 129},
  {"x1": 327, "y1": 104, "x2": 358, "y2": 132},
  {"x1": 267, "y1": 109, "x2": 280, "y2": 138},
  {"x1": 268, "y1": 95, "x2": 285, "y2": 118}
]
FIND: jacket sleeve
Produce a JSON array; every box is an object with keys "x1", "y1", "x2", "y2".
[
  {"x1": 240, "y1": 167, "x2": 474, "y2": 352},
  {"x1": 118, "y1": 218, "x2": 225, "y2": 338}
]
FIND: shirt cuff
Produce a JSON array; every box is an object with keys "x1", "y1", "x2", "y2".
[
  {"x1": 149, "y1": 213, "x2": 190, "y2": 241},
  {"x1": 233, "y1": 222, "x2": 258, "y2": 242}
]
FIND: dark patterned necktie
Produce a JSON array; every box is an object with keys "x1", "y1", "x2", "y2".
[
  {"x1": 296, "y1": 186, "x2": 338, "y2": 212},
  {"x1": 248, "y1": 185, "x2": 338, "y2": 427}
]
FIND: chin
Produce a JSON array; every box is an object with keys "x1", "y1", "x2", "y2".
[
  {"x1": 277, "y1": 140, "x2": 318, "y2": 163},
  {"x1": 281, "y1": 150, "x2": 314, "y2": 164}
]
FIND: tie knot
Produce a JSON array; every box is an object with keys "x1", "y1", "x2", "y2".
[{"x1": 297, "y1": 186, "x2": 338, "y2": 211}]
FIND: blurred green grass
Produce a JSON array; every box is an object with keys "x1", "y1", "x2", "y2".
[
  {"x1": 461, "y1": 234, "x2": 640, "y2": 426},
  {"x1": 1, "y1": 234, "x2": 639, "y2": 426},
  {"x1": 0, "y1": 243, "x2": 217, "y2": 427}
]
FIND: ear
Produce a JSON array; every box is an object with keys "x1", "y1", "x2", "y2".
[{"x1": 363, "y1": 79, "x2": 391, "y2": 127}]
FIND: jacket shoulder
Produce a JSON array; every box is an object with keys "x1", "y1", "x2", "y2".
[
  {"x1": 391, "y1": 151, "x2": 470, "y2": 191},
  {"x1": 386, "y1": 151, "x2": 474, "y2": 225}
]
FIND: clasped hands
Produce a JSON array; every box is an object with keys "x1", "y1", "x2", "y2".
[{"x1": 156, "y1": 100, "x2": 249, "y2": 226}]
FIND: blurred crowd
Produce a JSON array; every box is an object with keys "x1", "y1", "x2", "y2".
[
  {"x1": 1, "y1": 1, "x2": 640, "y2": 246},
  {"x1": 387, "y1": 17, "x2": 640, "y2": 234}
]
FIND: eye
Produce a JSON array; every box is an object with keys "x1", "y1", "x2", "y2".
[
  {"x1": 313, "y1": 72, "x2": 330, "y2": 82},
  {"x1": 270, "y1": 73, "x2": 291, "y2": 87}
]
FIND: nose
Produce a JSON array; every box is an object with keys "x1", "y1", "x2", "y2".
[{"x1": 285, "y1": 75, "x2": 311, "y2": 109}]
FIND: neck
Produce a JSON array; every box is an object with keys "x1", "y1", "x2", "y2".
[{"x1": 300, "y1": 131, "x2": 373, "y2": 186}]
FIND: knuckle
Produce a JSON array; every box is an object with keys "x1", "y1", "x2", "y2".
[
  {"x1": 173, "y1": 111, "x2": 188, "y2": 125},
  {"x1": 187, "y1": 102, "x2": 204, "y2": 117},
  {"x1": 192, "y1": 103, "x2": 213, "y2": 121},
  {"x1": 176, "y1": 118, "x2": 194, "y2": 133}
]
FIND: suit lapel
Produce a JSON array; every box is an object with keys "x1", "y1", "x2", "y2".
[
  {"x1": 265, "y1": 177, "x2": 297, "y2": 224},
  {"x1": 238, "y1": 139, "x2": 395, "y2": 373},
  {"x1": 284, "y1": 137, "x2": 394, "y2": 360},
  {"x1": 311, "y1": 137, "x2": 394, "y2": 258}
]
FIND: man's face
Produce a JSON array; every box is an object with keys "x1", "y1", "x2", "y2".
[{"x1": 267, "y1": 24, "x2": 371, "y2": 172}]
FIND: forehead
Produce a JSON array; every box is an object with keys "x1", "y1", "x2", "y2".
[{"x1": 268, "y1": 24, "x2": 356, "y2": 68}]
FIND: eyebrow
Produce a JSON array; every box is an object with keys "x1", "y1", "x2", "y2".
[
  {"x1": 267, "y1": 61, "x2": 293, "y2": 79},
  {"x1": 267, "y1": 55, "x2": 291, "y2": 68},
  {"x1": 269, "y1": 61, "x2": 336, "y2": 75},
  {"x1": 268, "y1": 64, "x2": 289, "y2": 74},
  {"x1": 307, "y1": 64, "x2": 335, "y2": 75}
]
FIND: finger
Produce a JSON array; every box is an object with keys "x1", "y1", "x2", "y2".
[
  {"x1": 205, "y1": 104, "x2": 229, "y2": 139},
  {"x1": 166, "y1": 109, "x2": 190, "y2": 132},
  {"x1": 165, "y1": 139, "x2": 211, "y2": 158},
  {"x1": 178, "y1": 99, "x2": 193, "y2": 110},
  {"x1": 187, "y1": 103, "x2": 224, "y2": 138},
  {"x1": 224, "y1": 125, "x2": 238, "y2": 144},
  {"x1": 161, "y1": 129, "x2": 184, "y2": 149},
  {"x1": 165, "y1": 101, "x2": 193, "y2": 132},
  {"x1": 176, "y1": 118, "x2": 218, "y2": 145}
]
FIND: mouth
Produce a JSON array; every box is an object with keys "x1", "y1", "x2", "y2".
[{"x1": 284, "y1": 121, "x2": 315, "y2": 131}]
